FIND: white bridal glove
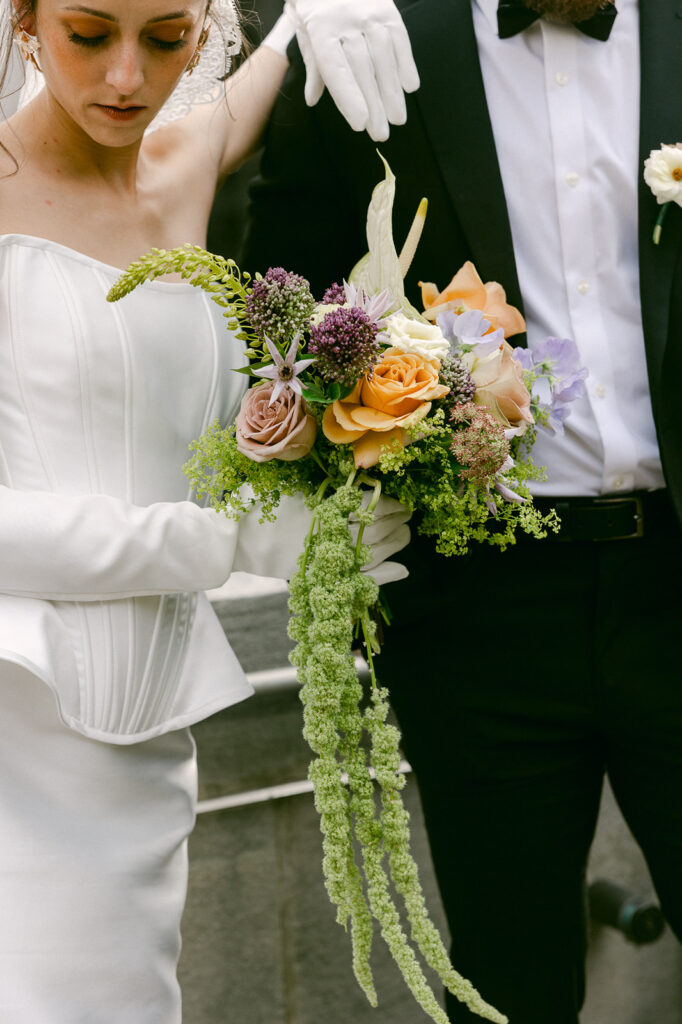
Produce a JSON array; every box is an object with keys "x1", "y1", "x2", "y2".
[
  {"x1": 266, "y1": 0, "x2": 420, "y2": 142},
  {"x1": 350, "y1": 493, "x2": 410, "y2": 585},
  {"x1": 232, "y1": 491, "x2": 410, "y2": 585}
]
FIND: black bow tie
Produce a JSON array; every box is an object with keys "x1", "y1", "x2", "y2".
[{"x1": 497, "y1": 1, "x2": 618, "y2": 41}]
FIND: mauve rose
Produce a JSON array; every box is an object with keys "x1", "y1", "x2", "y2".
[{"x1": 236, "y1": 381, "x2": 317, "y2": 463}]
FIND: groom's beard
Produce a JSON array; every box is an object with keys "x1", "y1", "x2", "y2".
[{"x1": 521, "y1": 0, "x2": 615, "y2": 22}]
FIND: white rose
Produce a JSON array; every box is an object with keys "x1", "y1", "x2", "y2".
[
  {"x1": 643, "y1": 144, "x2": 682, "y2": 206},
  {"x1": 384, "y1": 312, "x2": 450, "y2": 365}
]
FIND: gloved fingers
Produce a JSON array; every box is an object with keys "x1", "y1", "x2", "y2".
[
  {"x1": 351, "y1": 492, "x2": 411, "y2": 524},
  {"x1": 305, "y1": 34, "x2": 370, "y2": 131},
  {"x1": 339, "y1": 33, "x2": 390, "y2": 141},
  {"x1": 361, "y1": 512, "x2": 412, "y2": 547},
  {"x1": 389, "y1": 16, "x2": 420, "y2": 93},
  {"x1": 298, "y1": 30, "x2": 327, "y2": 108},
  {"x1": 361, "y1": 522, "x2": 411, "y2": 569},
  {"x1": 364, "y1": 23, "x2": 407, "y2": 127},
  {"x1": 365, "y1": 560, "x2": 409, "y2": 585}
]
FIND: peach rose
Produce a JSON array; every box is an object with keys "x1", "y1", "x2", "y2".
[
  {"x1": 322, "y1": 348, "x2": 449, "y2": 468},
  {"x1": 462, "y1": 340, "x2": 533, "y2": 436},
  {"x1": 236, "y1": 381, "x2": 317, "y2": 462},
  {"x1": 419, "y1": 261, "x2": 526, "y2": 338}
]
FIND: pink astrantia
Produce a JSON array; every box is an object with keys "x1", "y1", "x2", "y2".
[{"x1": 252, "y1": 332, "x2": 315, "y2": 405}]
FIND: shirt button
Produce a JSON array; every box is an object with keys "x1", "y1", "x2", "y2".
[
  {"x1": 594, "y1": 384, "x2": 607, "y2": 398},
  {"x1": 576, "y1": 280, "x2": 590, "y2": 294},
  {"x1": 565, "y1": 172, "x2": 580, "y2": 187},
  {"x1": 555, "y1": 72, "x2": 570, "y2": 86},
  {"x1": 612, "y1": 476, "x2": 626, "y2": 490}
]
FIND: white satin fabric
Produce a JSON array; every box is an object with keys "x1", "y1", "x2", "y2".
[
  {"x1": 0, "y1": 659, "x2": 195, "y2": 1023},
  {"x1": 0, "y1": 234, "x2": 313, "y2": 743}
]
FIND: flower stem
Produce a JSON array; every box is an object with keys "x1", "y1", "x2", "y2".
[
  {"x1": 355, "y1": 475, "x2": 382, "y2": 558},
  {"x1": 653, "y1": 202, "x2": 670, "y2": 245},
  {"x1": 360, "y1": 611, "x2": 381, "y2": 685},
  {"x1": 309, "y1": 448, "x2": 329, "y2": 475}
]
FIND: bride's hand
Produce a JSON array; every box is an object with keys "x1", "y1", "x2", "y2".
[
  {"x1": 350, "y1": 493, "x2": 411, "y2": 585},
  {"x1": 283, "y1": 0, "x2": 420, "y2": 142}
]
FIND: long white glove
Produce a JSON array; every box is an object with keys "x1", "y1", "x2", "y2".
[
  {"x1": 0, "y1": 486, "x2": 241, "y2": 601},
  {"x1": 281, "y1": 0, "x2": 420, "y2": 142},
  {"x1": 0, "y1": 486, "x2": 408, "y2": 601}
]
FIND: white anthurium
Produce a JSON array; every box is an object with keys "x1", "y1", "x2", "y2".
[{"x1": 349, "y1": 153, "x2": 427, "y2": 321}]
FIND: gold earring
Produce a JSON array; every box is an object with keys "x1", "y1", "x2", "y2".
[
  {"x1": 186, "y1": 25, "x2": 210, "y2": 76},
  {"x1": 14, "y1": 27, "x2": 42, "y2": 72}
]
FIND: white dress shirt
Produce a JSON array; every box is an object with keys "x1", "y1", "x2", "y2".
[{"x1": 472, "y1": 0, "x2": 664, "y2": 495}]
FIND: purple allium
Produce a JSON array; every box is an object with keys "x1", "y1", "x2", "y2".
[
  {"x1": 245, "y1": 267, "x2": 316, "y2": 344},
  {"x1": 308, "y1": 307, "x2": 381, "y2": 387},
  {"x1": 321, "y1": 282, "x2": 347, "y2": 305},
  {"x1": 450, "y1": 402, "x2": 510, "y2": 482},
  {"x1": 439, "y1": 354, "x2": 476, "y2": 413}
]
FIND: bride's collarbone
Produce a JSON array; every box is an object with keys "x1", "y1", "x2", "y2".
[{"x1": 0, "y1": 165, "x2": 211, "y2": 271}]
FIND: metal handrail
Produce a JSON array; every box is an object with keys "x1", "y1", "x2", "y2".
[
  {"x1": 245, "y1": 654, "x2": 369, "y2": 694},
  {"x1": 196, "y1": 759, "x2": 413, "y2": 815}
]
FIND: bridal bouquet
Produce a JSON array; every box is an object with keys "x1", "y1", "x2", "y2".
[{"x1": 108, "y1": 157, "x2": 586, "y2": 1024}]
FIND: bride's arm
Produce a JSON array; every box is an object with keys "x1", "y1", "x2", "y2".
[
  {"x1": 208, "y1": 21, "x2": 293, "y2": 181},
  {"x1": 0, "y1": 485, "x2": 314, "y2": 600},
  {"x1": 0, "y1": 484, "x2": 409, "y2": 599}
]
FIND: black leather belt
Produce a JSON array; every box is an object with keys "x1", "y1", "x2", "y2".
[{"x1": 532, "y1": 490, "x2": 678, "y2": 543}]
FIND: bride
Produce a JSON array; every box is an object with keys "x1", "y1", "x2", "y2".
[{"x1": 0, "y1": 1, "x2": 413, "y2": 1020}]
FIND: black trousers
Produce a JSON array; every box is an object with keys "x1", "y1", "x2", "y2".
[{"x1": 378, "y1": 506, "x2": 682, "y2": 1024}]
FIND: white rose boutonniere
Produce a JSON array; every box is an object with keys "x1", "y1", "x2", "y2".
[
  {"x1": 643, "y1": 143, "x2": 682, "y2": 244},
  {"x1": 383, "y1": 311, "x2": 450, "y2": 365}
]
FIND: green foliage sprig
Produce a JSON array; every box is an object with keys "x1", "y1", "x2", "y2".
[
  {"x1": 288, "y1": 484, "x2": 507, "y2": 1024},
  {"x1": 375, "y1": 410, "x2": 559, "y2": 555},
  {"x1": 106, "y1": 245, "x2": 257, "y2": 346}
]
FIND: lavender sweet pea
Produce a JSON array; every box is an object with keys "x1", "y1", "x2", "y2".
[
  {"x1": 437, "y1": 308, "x2": 505, "y2": 352},
  {"x1": 515, "y1": 336, "x2": 588, "y2": 433}
]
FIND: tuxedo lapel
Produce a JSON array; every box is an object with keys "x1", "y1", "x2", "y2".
[
  {"x1": 638, "y1": 1, "x2": 682, "y2": 385},
  {"x1": 401, "y1": 0, "x2": 524, "y2": 314}
]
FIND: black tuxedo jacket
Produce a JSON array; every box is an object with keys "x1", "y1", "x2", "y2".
[{"x1": 242, "y1": 0, "x2": 682, "y2": 515}]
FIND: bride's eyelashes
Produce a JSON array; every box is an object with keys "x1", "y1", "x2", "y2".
[{"x1": 66, "y1": 30, "x2": 190, "y2": 52}]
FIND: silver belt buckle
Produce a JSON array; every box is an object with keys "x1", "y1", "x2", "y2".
[{"x1": 596, "y1": 496, "x2": 644, "y2": 540}]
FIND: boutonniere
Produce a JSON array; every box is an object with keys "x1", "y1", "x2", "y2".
[{"x1": 643, "y1": 143, "x2": 682, "y2": 245}]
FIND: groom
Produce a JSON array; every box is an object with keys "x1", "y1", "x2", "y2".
[{"x1": 240, "y1": 2, "x2": 682, "y2": 1021}]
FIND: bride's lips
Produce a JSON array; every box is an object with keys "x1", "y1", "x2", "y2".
[{"x1": 94, "y1": 104, "x2": 146, "y2": 122}]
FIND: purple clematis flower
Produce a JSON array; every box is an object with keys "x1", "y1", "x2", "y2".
[{"x1": 252, "y1": 332, "x2": 315, "y2": 406}]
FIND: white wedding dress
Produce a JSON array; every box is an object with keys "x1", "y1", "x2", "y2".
[{"x1": 0, "y1": 234, "x2": 308, "y2": 1022}]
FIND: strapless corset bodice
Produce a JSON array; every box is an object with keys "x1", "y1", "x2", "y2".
[
  {"x1": 0, "y1": 235, "x2": 254, "y2": 742},
  {"x1": 0, "y1": 234, "x2": 244, "y2": 500}
]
